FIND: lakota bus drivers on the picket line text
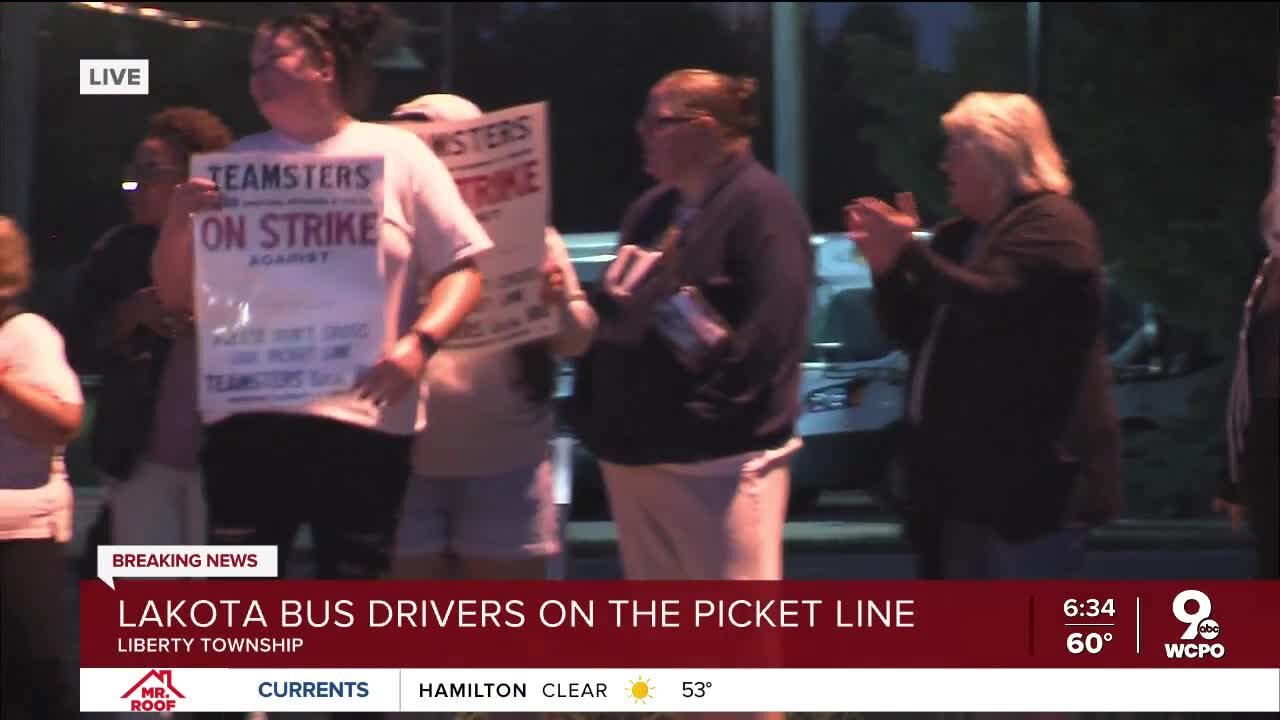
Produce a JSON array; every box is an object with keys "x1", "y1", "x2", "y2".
[{"x1": 115, "y1": 597, "x2": 916, "y2": 630}]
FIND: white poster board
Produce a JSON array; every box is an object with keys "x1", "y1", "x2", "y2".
[
  {"x1": 188, "y1": 154, "x2": 386, "y2": 422},
  {"x1": 388, "y1": 101, "x2": 556, "y2": 352}
]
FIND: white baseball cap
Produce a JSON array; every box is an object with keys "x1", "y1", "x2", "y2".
[{"x1": 391, "y1": 93, "x2": 482, "y2": 122}]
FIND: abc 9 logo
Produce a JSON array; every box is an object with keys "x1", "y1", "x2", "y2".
[{"x1": 1173, "y1": 589, "x2": 1220, "y2": 641}]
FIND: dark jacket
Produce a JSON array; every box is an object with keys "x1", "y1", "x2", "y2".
[
  {"x1": 1240, "y1": 259, "x2": 1279, "y2": 500},
  {"x1": 1219, "y1": 254, "x2": 1279, "y2": 577},
  {"x1": 66, "y1": 224, "x2": 173, "y2": 480},
  {"x1": 873, "y1": 192, "x2": 1123, "y2": 542},
  {"x1": 569, "y1": 151, "x2": 813, "y2": 465}
]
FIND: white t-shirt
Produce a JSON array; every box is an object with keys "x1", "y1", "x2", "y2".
[
  {"x1": 411, "y1": 229, "x2": 578, "y2": 477},
  {"x1": 0, "y1": 313, "x2": 81, "y2": 541},
  {"x1": 212, "y1": 121, "x2": 493, "y2": 435}
]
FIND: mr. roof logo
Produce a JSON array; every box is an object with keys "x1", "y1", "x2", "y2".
[
  {"x1": 121, "y1": 669, "x2": 185, "y2": 712},
  {"x1": 1165, "y1": 589, "x2": 1225, "y2": 659}
]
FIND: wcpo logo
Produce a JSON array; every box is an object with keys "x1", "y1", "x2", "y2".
[
  {"x1": 1164, "y1": 589, "x2": 1225, "y2": 659},
  {"x1": 121, "y1": 669, "x2": 185, "y2": 712},
  {"x1": 80, "y1": 59, "x2": 149, "y2": 95}
]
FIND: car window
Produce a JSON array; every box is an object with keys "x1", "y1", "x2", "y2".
[
  {"x1": 808, "y1": 285, "x2": 892, "y2": 362},
  {"x1": 1103, "y1": 287, "x2": 1145, "y2": 355}
]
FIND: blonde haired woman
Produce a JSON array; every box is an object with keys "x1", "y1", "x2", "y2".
[
  {"x1": 940, "y1": 91, "x2": 1072, "y2": 196},
  {"x1": 0, "y1": 216, "x2": 82, "y2": 719},
  {"x1": 846, "y1": 92, "x2": 1122, "y2": 579}
]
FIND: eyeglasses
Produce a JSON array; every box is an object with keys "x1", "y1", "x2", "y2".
[
  {"x1": 121, "y1": 162, "x2": 185, "y2": 191},
  {"x1": 635, "y1": 114, "x2": 699, "y2": 134}
]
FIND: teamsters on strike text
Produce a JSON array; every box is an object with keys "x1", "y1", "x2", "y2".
[{"x1": 419, "y1": 682, "x2": 608, "y2": 699}]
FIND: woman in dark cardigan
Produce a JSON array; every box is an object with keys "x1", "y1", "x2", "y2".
[
  {"x1": 1215, "y1": 96, "x2": 1280, "y2": 579},
  {"x1": 847, "y1": 92, "x2": 1123, "y2": 579}
]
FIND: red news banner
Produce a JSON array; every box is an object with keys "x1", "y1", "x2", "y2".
[{"x1": 80, "y1": 580, "x2": 1280, "y2": 669}]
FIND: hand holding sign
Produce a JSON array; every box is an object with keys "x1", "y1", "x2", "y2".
[
  {"x1": 542, "y1": 255, "x2": 567, "y2": 305},
  {"x1": 188, "y1": 153, "x2": 388, "y2": 423},
  {"x1": 169, "y1": 178, "x2": 222, "y2": 218}
]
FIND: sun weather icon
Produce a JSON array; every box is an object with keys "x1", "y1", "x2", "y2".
[{"x1": 626, "y1": 677, "x2": 654, "y2": 704}]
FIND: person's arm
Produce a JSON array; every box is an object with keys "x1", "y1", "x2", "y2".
[
  {"x1": 1245, "y1": 282, "x2": 1280, "y2": 497},
  {"x1": 893, "y1": 204, "x2": 1100, "y2": 310},
  {"x1": 1246, "y1": 396, "x2": 1279, "y2": 493},
  {"x1": 691, "y1": 200, "x2": 812, "y2": 410},
  {"x1": 151, "y1": 178, "x2": 221, "y2": 313},
  {"x1": 1215, "y1": 287, "x2": 1280, "y2": 530},
  {"x1": 870, "y1": 261, "x2": 934, "y2": 353},
  {"x1": 869, "y1": 219, "x2": 988, "y2": 352},
  {"x1": 352, "y1": 259, "x2": 485, "y2": 408},
  {"x1": 151, "y1": 212, "x2": 194, "y2": 312},
  {"x1": 414, "y1": 259, "x2": 483, "y2": 345},
  {"x1": 847, "y1": 199, "x2": 960, "y2": 353},
  {"x1": 544, "y1": 227, "x2": 598, "y2": 358},
  {"x1": 1261, "y1": 188, "x2": 1280, "y2": 252},
  {"x1": 65, "y1": 229, "x2": 157, "y2": 370},
  {"x1": 0, "y1": 376, "x2": 82, "y2": 448},
  {"x1": 64, "y1": 236, "x2": 118, "y2": 373},
  {"x1": 0, "y1": 320, "x2": 84, "y2": 448},
  {"x1": 404, "y1": 146, "x2": 492, "y2": 348},
  {"x1": 353, "y1": 140, "x2": 491, "y2": 407}
]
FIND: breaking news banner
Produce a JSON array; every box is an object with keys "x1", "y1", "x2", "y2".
[
  {"x1": 385, "y1": 101, "x2": 557, "y2": 353},
  {"x1": 79, "y1": 550, "x2": 1280, "y2": 714}
]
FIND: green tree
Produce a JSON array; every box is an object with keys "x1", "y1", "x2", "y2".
[
  {"x1": 805, "y1": 2, "x2": 920, "y2": 231},
  {"x1": 843, "y1": 3, "x2": 1028, "y2": 223}
]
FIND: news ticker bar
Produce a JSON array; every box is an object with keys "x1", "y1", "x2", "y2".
[
  {"x1": 83, "y1": 667, "x2": 1280, "y2": 713},
  {"x1": 84, "y1": 580, "x2": 1280, "y2": 668}
]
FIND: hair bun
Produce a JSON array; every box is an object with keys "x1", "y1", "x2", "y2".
[{"x1": 729, "y1": 75, "x2": 760, "y2": 132}]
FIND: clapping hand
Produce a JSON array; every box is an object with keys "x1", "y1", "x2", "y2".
[{"x1": 844, "y1": 192, "x2": 920, "y2": 275}]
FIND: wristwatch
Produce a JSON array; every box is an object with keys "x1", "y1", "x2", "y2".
[{"x1": 413, "y1": 328, "x2": 440, "y2": 358}]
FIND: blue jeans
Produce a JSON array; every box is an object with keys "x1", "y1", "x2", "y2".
[{"x1": 942, "y1": 521, "x2": 1088, "y2": 579}]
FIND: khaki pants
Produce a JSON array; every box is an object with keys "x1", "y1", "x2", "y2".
[
  {"x1": 106, "y1": 462, "x2": 206, "y2": 546},
  {"x1": 601, "y1": 438, "x2": 799, "y2": 580}
]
